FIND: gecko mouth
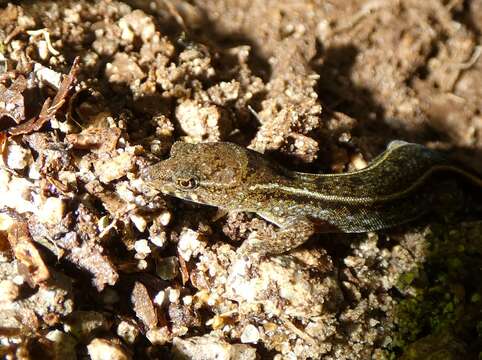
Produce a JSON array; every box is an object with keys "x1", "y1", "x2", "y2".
[{"x1": 159, "y1": 188, "x2": 201, "y2": 204}]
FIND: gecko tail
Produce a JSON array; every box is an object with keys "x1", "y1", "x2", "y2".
[{"x1": 386, "y1": 140, "x2": 411, "y2": 150}]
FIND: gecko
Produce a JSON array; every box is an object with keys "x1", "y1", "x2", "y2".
[{"x1": 141, "y1": 140, "x2": 482, "y2": 255}]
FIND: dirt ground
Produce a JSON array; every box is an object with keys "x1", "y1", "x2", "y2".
[{"x1": 0, "y1": 0, "x2": 481, "y2": 359}]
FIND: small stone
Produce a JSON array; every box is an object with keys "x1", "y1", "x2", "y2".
[
  {"x1": 168, "y1": 288, "x2": 180, "y2": 303},
  {"x1": 172, "y1": 335, "x2": 256, "y2": 360},
  {"x1": 350, "y1": 153, "x2": 368, "y2": 170},
  {"x1": 146, "y1": 326, "x2": 171, "y2": 345},
  {"x1": 137, "y1": 259, "x2": 148, "y2": 270},
  {"x1": 178, "y1": 229, "x2": 205, "y2": 261},
  {"x1": 240, "y1": 324, "x2": 260, "y2": 344},
  {"x1": 45, "y1": 330, "x2": 77, "y2": 359},
  {"x1": 95, "y1": 152, "x2": 135, "y2": 183},
  {"x1": 58, "y1": 171, "x2": 77, "y2": 185},
  {"x1": 64, "y1": 311, "x2": 110, "y2": 340},
  {"x1": 37, "y1": 197, "x2": 65, "y2": 225},
  {"x1": 117, "y1": 320, "x2": 139, "y2": 345},
  {"x1": 175, "y1": 100, "x2": 227, "y2": 142},
  {"x1": 28, "y1": 162, "x2": 41, "y2": 180},
  {"x1": 87, "y1": 338, "x2": 131, "y2": 360},
  {"x1": 0, "y1": 280, "x2": 20, "y2": 302},
  {"x1": 134, "y1": 240, "x2": 151, "y2": 255},
  {"x1": 159, "y1": 211, "x2": 171, "y2": 226},
  {"x1": 156, "y1": 256, "x2": 179, "y2": 280},
  {"x1": 174, "y1": 325, "x2": 189, "y2": 337},
  {"x1": 154, "y1": 290, "x2": 166, "y2": 307},
  {"x1": 6, "y1": 143, "x2": 31, "y2": 170},
  {"x1": 2, "y1": 175, "x2": 36, "y2": 213},
  {"x1": 150, "y1": 232, "x2": 167, "y2": 247},
  {"x1": 182, "y1": 296, "x2": 193, "y2": 306},
  {"x1": 12, "y1": 275, "x2": 25, "y2": 285},
  {"x1": 208, "y1": 315, "x2": 229, "y2": 330},
  {"x1": 105, "y1": 53, "x2": 145, "y2": 86},
  {"x1": 130, "y1": 214, "x2": 147, "y2": 232},
  {"x1": 0, "y1": 213, "x2": 14, "y2": 231}
]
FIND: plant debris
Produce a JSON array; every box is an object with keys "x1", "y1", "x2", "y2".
[{"x1": 8, "y1": 57, "x2": 80, "y2": 136}]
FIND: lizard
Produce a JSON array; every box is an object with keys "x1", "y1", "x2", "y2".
[{"x1": 141, "y1": 140, "x2": 482, "y2": 255}]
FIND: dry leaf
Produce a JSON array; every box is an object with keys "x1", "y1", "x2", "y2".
[
  {"x1": 178, "y1": 255, "x2": 189, "y2": 285},
  {"x1": 9, "y1": 57, "x2": 80, "y2": 136}
]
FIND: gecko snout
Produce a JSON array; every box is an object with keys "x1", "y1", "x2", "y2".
[
  {"x1": 140, "y1": 165, "x2": 157, "y2": 182},
  {"x1": 140, "y1": 162, "x2": 174, "y2": 186}
]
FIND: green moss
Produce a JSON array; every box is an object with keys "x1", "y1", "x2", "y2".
[
  {"x1": 388, "y1": 221, "x2": 482, "y2": 358},
  {"x1": 471, "y1": 293, "x2": 481, "y2": 303},
  {"x1": 397, "y1": 270, "x2": 418, "y2": 291}
]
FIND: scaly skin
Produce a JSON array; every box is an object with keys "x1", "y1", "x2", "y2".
[{"x1": 142, "y1": 141, "x2": 482, "y2": 255}]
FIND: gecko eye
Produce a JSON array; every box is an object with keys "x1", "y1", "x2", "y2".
[{"x1": 175, "y1": 176, "x2": 199, "y2": 190}]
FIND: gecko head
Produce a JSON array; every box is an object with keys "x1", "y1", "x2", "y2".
[{"x1": 141, "y1": 141, "x2": 249, "y2": 208}]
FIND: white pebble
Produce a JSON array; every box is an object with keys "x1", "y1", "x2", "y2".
[
  {"x1": 182, "y1": 296, "x2": 193, "y2": 306},
  {"x1": 6, "y1": 144, "x2": 31, "y2": 170},
  {"x1": 154, "y1": 290, "x2": 166, "y2": 307},
  {"x1": 87, "y1": 338, "x2": 130, "y2": 360},
  {"x1": 12, "y1": 275, "x2": 25, "y2": 285},
  {"x1": 240, "y1": 324, "x2": 260, "y2": 344},
  {"x1": 130, "y1": 214, "x2": 147, "y2": 232},
  {"x1": 117, "y1": 320, "x2": 139, "y2": 344},
  {"x1": 178, "y1": 229, "x2": 205, "y2": 261},
  {"x1": 159, "y1": 211, "x2": 171, "y2": 226},
  {"x1": 150, "y1": 232, "x2": 167, "y2": 248},
  {"x1": 351, "y1": 153, "x2": 368, "y2": 170},
  {"x1": 37, "y1": 197, "x2": 65, "y2": 225},
  {"x1": 134, "y1": 239, "x2": 151, "y2": 255},
  {"x1": 0, "y1": 280, "x2": 20, "y2": 302},
  {"x1": 137, "y1": 259, "x2": 148, "y2": 270},
  {"x1": 168, "y1": 288, "x2": 180, "y2": 303}
]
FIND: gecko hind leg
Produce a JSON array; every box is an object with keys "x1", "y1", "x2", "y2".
[{"x1": 237, "y1": 217, "x2": 316, "y2": 256}]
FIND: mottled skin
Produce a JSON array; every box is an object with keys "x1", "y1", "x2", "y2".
[{"x1": 142, "y1": 141, "x2": 482, "y2": 255}]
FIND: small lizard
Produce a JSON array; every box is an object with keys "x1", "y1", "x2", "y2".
[{"x1": 141, "y1": 140, "x2": 482, "y2": 255}]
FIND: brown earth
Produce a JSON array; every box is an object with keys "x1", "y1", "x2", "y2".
[{"x1": 0, "y1": 1, "x2": 480, "y2": 359}]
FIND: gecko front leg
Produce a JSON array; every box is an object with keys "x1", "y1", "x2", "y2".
[{"x1": 238, "y1": 216, "x2": 316, "y2": 255}]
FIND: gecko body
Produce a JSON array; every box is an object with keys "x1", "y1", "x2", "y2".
[{"x1": 142, "y1": 141, "x2": 482, "y2": 254}]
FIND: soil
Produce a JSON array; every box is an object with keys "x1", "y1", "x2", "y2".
[{"x1": 0, "y1": 0, "x2": 480, "y2": 359}]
